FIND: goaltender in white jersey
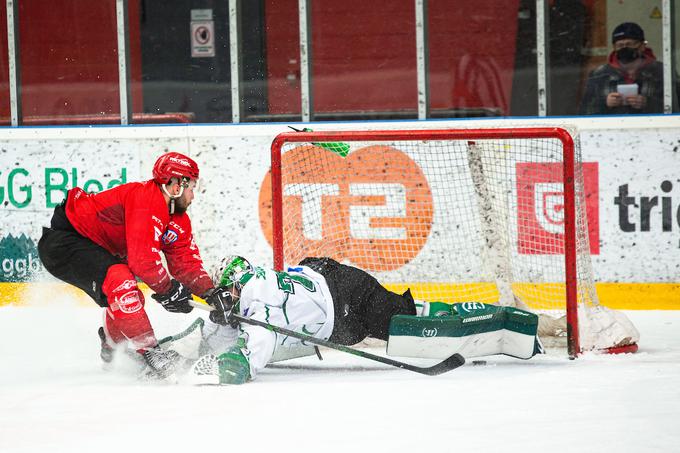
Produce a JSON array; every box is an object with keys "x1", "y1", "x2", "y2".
[
  {"x1": 160, "y1": 255, "x2": 547, "y2": 384},
  {"x1": 216, "y1": 262, "x2": 335, "y2": 379},
  {"x1": 184, "y1": 255, "x2": 418, "y2": 384}
]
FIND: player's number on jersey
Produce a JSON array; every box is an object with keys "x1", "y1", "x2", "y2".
[{"x1": 275, "y1": 271, "x2": 316, "y2": 294}]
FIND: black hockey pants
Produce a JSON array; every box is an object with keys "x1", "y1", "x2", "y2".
[
  {"x1": 37, "y1": 201, "x2": 122, "y2": 307},
  {"x1": 299, "y1": 257, "x2": 416, "y2": 345}
]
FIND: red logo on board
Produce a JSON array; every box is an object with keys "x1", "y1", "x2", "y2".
[{"x1": 516, "y1": 162, "x2": 599, "y2": 255}]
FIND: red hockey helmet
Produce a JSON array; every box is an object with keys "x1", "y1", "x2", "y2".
[{"x1": 152, "y1": 152, "x2": 200, "y2": 184}]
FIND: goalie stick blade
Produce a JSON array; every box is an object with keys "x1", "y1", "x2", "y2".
[{"x1": 416, "y1": 353, "x2": 466, "y2": 376}]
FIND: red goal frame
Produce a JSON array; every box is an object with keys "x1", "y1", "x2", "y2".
[{"x1": 270, "y1": 128, "x2": 580, "y2": 356}]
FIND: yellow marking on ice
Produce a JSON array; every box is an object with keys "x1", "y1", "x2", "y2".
[{"x1": 1, "y1": 282, "x2": 680, "y2": 310}]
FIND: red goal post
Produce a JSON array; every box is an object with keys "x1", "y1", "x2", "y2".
[{"x1": 268, "y1": 127, "x2": 636, "y2": 357}]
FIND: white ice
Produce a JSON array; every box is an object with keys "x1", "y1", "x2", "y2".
[{"x1": 1, "y1": 299, "x2": 679, "y2": 453}]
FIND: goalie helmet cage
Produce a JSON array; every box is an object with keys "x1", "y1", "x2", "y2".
[{"x1": 268, "y1": 127, "x2": 638, "y2": 358}]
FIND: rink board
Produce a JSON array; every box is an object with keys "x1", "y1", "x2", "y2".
[{"x1": 1, "y1": 117, "x2": 680, "y2": 309}]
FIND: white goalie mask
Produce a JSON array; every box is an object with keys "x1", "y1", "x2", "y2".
[{"x1": 212, "y1": 255, "x2": 253, "y2": 289}]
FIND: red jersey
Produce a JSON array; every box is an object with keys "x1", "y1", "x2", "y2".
[{"x1": 65, "y1": 180, "x2": 213, "y2": 296}]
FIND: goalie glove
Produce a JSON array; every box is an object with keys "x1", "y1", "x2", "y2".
[
  {"x1": 151, "y1": 279, "x2": 194, "y2": 313},
  {"x1": 205, "y1": 286, "x2": 238, "y2": 328}
]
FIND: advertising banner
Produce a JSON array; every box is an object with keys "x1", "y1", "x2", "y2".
[{"x1": 0, "y1": 120, "x2": 678, "y2": 308}]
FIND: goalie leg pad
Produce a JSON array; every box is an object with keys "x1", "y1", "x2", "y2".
[
  {"x1": 270, "y1": 342, "x2": 317, "y2": 363},
  {"x1": 201, "y1": 319, "x2": 239, "y2": 354},
  {"x1": 387, "y1": 303, "x2": 540, "y2": 360}
]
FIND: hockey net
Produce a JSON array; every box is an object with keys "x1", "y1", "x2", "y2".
[{"x1": 264, "y1": 127, "x2": 639, "y2": 357}]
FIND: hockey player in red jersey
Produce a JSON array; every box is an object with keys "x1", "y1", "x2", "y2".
[{"x1": 38, "y1": 152, "x2": 217, "y2": 378}]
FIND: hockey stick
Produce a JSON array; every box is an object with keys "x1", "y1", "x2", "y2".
[
  {"x1": 232, "y1": 313, "x2": 465, "y2": 376},
  {"x1": 190, "y1": 298, "x2": 465, "y2": 376}
]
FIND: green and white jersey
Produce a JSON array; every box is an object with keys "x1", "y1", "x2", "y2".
[{"x1": 236, "y1": 265, "x2": 334, "y2": 379}]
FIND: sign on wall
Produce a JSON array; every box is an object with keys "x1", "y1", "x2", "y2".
[
  {"x1": 0, "y1": 142, "x2": 140, "y2": 283},
  {"x1": 191, "y1": 9, "x2": 215, "y2": 58}
]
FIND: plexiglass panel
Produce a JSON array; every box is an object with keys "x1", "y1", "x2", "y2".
[
  {"x1": 575, "y1": 0, "x2": 674, "y2": 115},
  {"x1": 17, "y1": 0, "x2": 139, "y2": 124},
  {"x1": 140, "y1": 1, "x2": 231, "y2": 123},
  {"x1": 431, "y1": 0, "x2": 535, "y2": 117},
  {"x1": 2, "y1": 0, "x2": 677, "y2": 124}
]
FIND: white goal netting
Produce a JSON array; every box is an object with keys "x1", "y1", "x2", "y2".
[{"x1": 264, "y1": 128, "x2": 639, "y2": 355}]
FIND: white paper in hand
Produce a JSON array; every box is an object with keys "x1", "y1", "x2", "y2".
[{"x1": 617, "y1": 83, "x2": 639, "y2": 105}]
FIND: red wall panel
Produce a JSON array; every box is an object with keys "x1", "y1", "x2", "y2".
[
  {"x1": 266, "y1": 0, "x2": 520, "y2": 116},
  {"x1": 0, "y1": 5, "x2": 11, "y2": 119},
  {"x1": 16, "y1": 0, "x2": 142, "y2": 120},
  {"x1": 266, "y1": 0, "x2": 416, "y2": 114},
  {"x1": 429, "y1": 0, "x2": 520, "y2": 115},
  {"x1": 265, "y1": 0, "x2": 301, "y2": 115},
  {"x1": 311, "y1": 0, "x2": 416, "y2": 113}
]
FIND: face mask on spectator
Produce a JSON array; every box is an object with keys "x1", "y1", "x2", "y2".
[{"x1": 616, "y1": 47, "x2": 640, "y2": 64}]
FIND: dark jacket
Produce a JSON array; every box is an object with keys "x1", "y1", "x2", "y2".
[{"x1": 579, "y1": 48, "x2": 668, "y2": 115}]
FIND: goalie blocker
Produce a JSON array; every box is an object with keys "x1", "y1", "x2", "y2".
[{"x1": 387, "y1": 302, "x2": 543, "y2": 360}]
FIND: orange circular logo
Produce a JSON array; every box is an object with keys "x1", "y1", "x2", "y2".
[{"x1": 259, "y1": 144, "x2": 433, "y2": 272}]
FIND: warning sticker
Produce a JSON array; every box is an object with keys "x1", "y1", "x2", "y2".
[{"x1": 191, "y1": 21, "x2": 215, "y2": 57}]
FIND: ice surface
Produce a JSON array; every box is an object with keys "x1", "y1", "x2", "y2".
[{"x1": 1, "y1": 300, "x2": 679, "y2": 453}]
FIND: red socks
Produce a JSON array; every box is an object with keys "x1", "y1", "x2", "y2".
[{"x1": 102, "y1": 264, "x2": 157, "y2": 350}]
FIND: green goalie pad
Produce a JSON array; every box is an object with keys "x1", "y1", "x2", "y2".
[{"x1": 387, "y1": 302, "x2": 542, "y2": 360}]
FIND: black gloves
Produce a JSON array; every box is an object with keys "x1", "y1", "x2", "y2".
[
  {"x1": 205, "y1": 286, "x2": 238, "y2": 327},
  {"x1": 151, "y1": 279, "x2": 194, "y2": 313}
]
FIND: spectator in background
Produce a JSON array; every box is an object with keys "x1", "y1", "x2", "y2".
[{"x1": 579, "y1": 22, "x2": 668, "y2": 115}]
